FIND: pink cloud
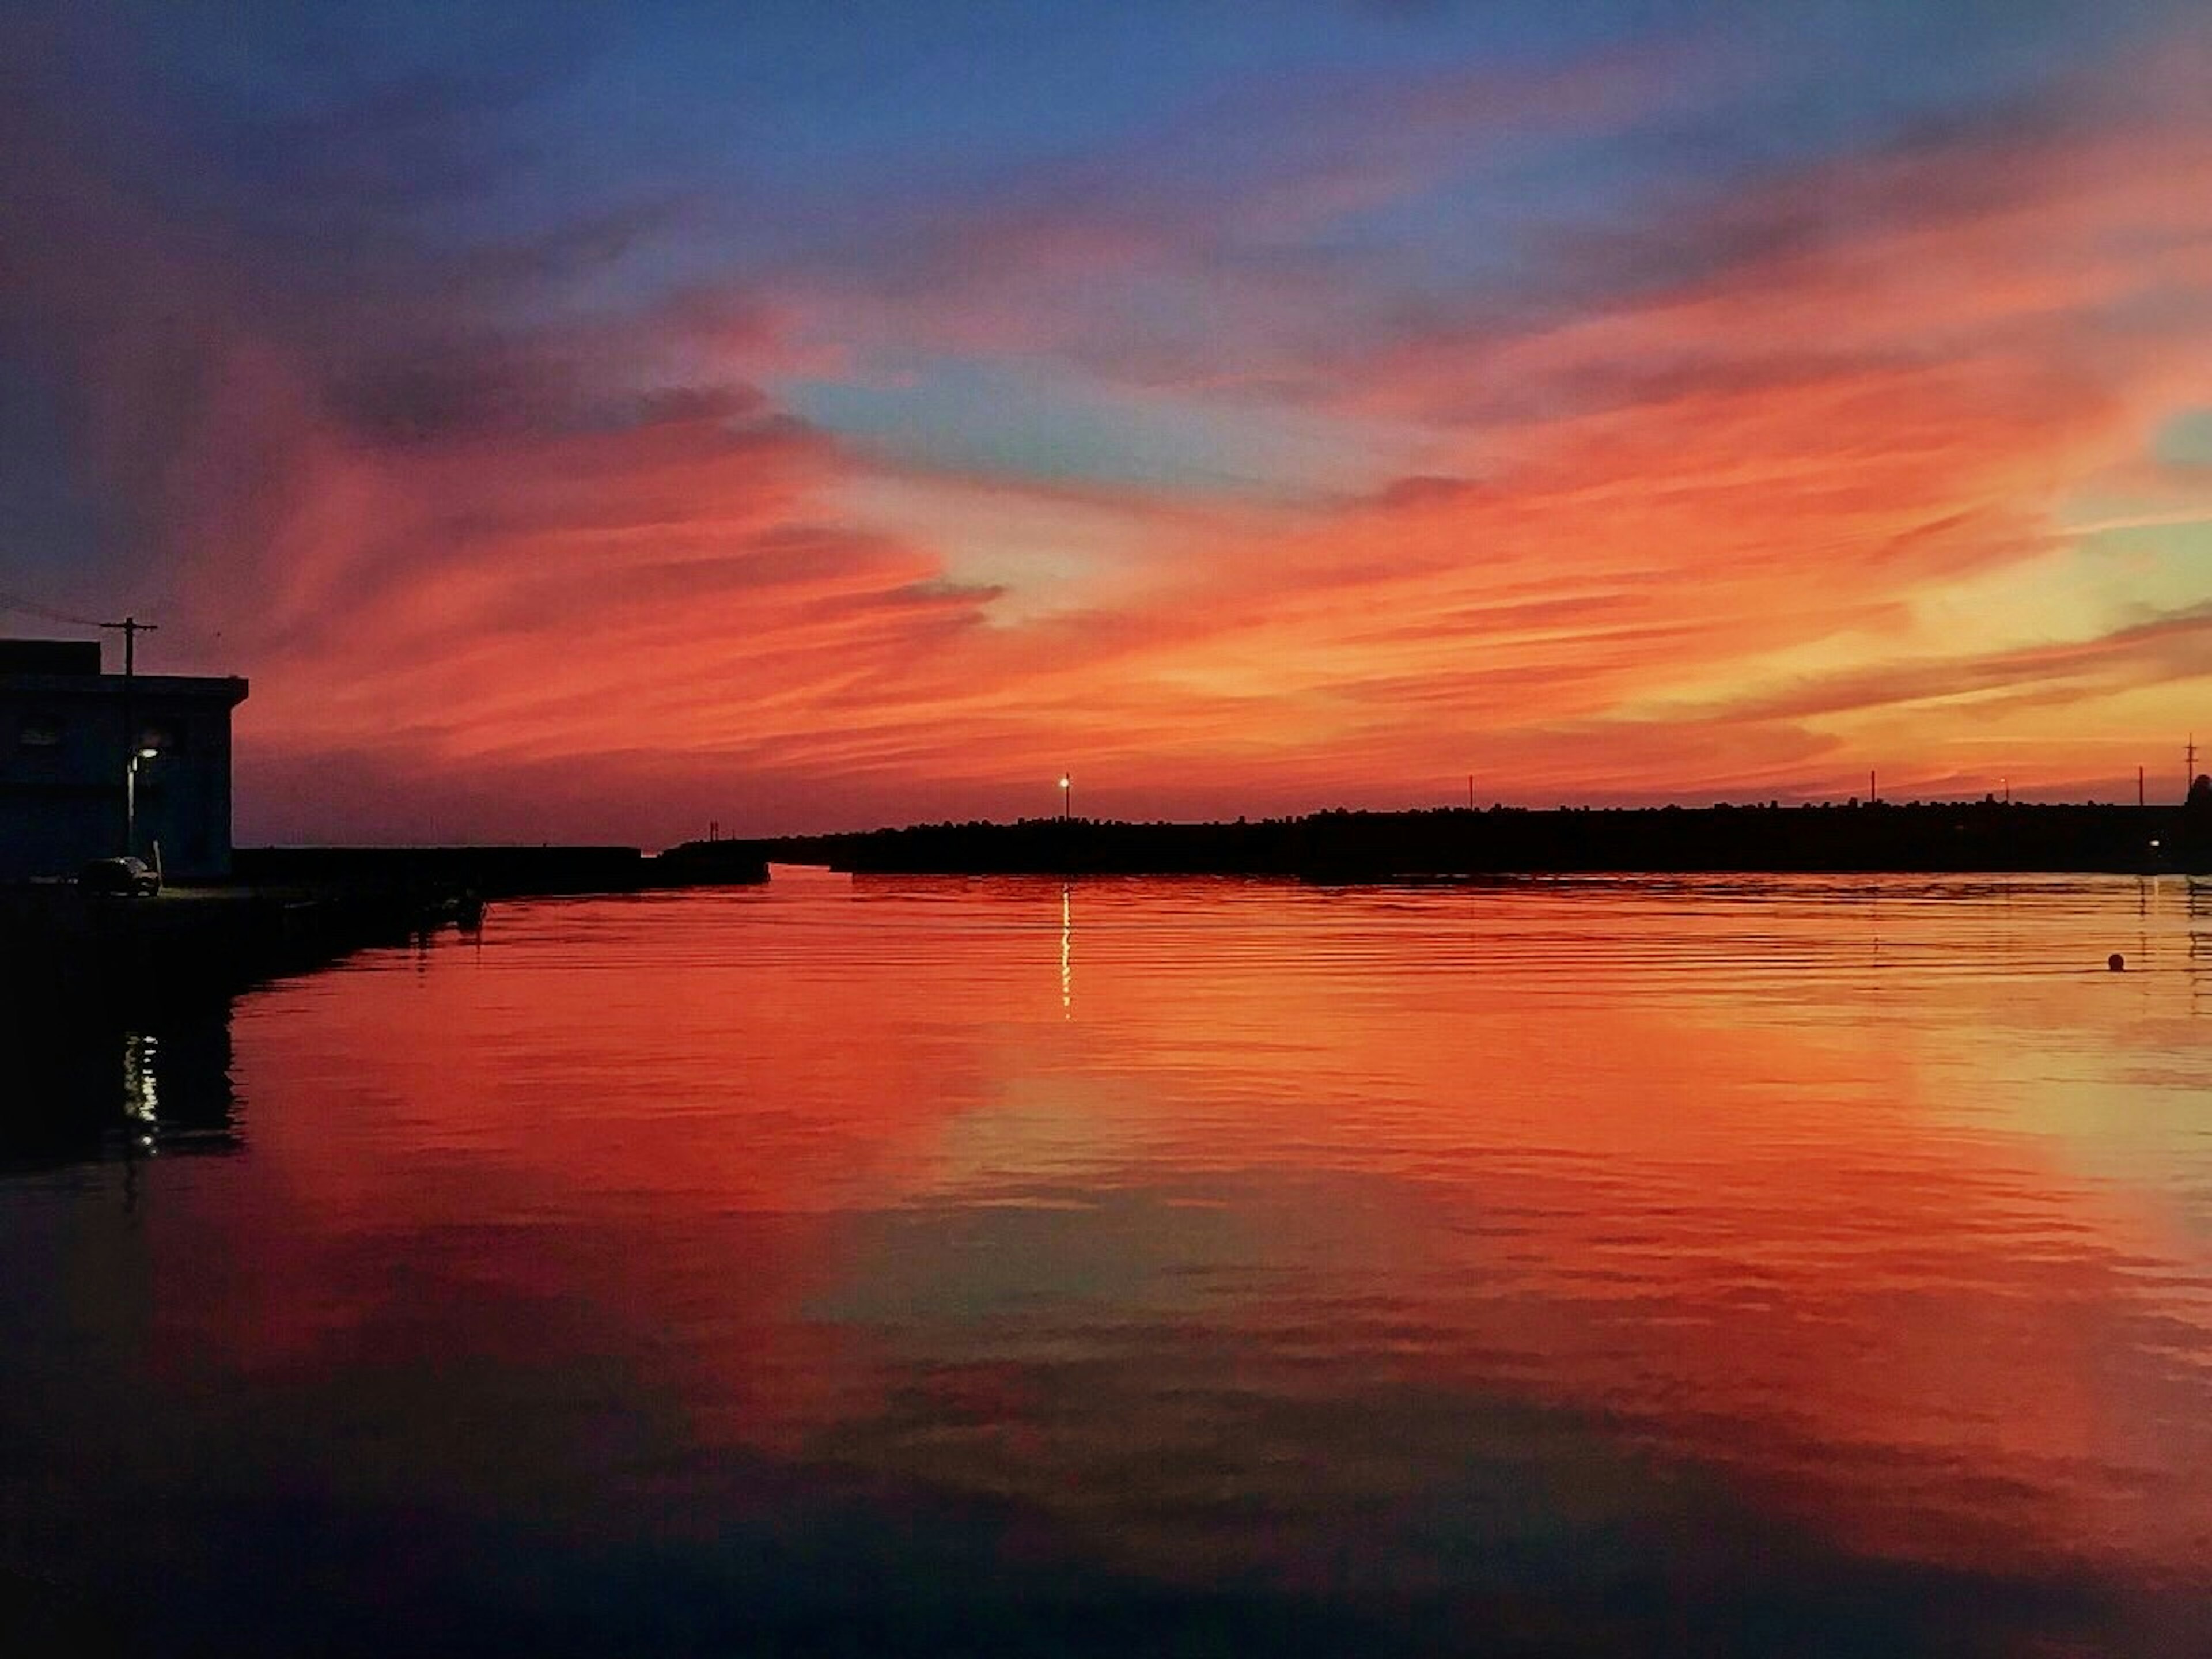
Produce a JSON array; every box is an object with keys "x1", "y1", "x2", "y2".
[{"x1": 8, "y1": 18, "x2": 2212, "y2": 838}]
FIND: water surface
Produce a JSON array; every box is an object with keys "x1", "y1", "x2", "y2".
[{"x1": 4, "y1": 871, "x2": 2210, "y2": 1654}]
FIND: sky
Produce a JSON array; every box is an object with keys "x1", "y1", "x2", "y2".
[{"x1": 2, "y1": 0, "x2": 2210, "y2": 844}]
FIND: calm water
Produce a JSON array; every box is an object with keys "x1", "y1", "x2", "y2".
[{"x1": 4, "y1": 870, "x2": 2211, "y2": 1656}]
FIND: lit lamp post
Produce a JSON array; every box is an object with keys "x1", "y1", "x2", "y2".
[
  {"x1": 1059, "y1": 774, "x2": 1071, "y2": 822},
  {"x1": 124, "y1": 745, "x2": 158, "y2": 858}
]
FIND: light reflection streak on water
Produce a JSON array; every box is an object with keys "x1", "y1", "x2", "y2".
[{"x1": 123, "y1": 1033, "x2": 157, "y2": 1150}]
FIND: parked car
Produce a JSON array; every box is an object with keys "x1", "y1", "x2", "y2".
[{"x1": 79, "y1": 855, "x2": 161, "y2": 896}]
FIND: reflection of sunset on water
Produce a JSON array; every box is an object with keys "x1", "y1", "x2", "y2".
[{"x1": 142, "y1": 874, "x2": 2212, "y2": 1619}]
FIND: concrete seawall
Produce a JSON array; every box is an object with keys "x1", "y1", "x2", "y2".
[
  {"x1": 1, "y1": 844, "x2": 770, "y2": 1011},
  {"x1": 0, "y1": 882, "x2": 445, "y2": 1008}
]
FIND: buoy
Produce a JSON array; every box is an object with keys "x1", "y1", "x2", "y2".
[{"x1": 2108, "y1": 953, "x2": 2125, "y2": 972}]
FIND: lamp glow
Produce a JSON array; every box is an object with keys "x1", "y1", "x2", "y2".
[{"x1": 124, "y1": 744, "x2": 161, "y2": 857}]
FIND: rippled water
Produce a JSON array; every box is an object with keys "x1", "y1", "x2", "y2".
[{"x1": 4, "y1": 870, "x2": 2211, "y2": 1655}]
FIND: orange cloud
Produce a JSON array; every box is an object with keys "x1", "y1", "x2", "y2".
[{"x1": 10, "y1": 19, "x2": 2212, "y2": 836}]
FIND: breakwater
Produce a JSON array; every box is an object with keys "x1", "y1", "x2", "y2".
[
  {"x1": 236, "y1": 842, "x2": 771, "y2": 896},
  {"x1": 239, "y1": 843, "x2": 638, "y2": 897}
]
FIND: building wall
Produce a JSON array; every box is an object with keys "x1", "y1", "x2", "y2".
[{"x1": 1, "y1": 672, "x2": 249, "y2": 881}]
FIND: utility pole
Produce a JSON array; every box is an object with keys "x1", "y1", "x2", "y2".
[
  {"x1": 1467, "y1": 773, "x2": 1474, "y2": 810},
  {"x1": 99, "y1": 615, "x2": 157, "y2": 855},
  {"x1": 2139, "y1": 766, "x2": 2146, "y2": 808},
  {"x1": 1869, "y1": 769, "x2": 1877, "y2": 804},
  {"x1": 100, "y1": 614, "x2": 158, "y2": 679},
  {"x1": 2190, "y1": 734, "x2": 2199, "y2": 794}
]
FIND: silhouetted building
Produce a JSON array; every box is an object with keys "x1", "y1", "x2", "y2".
[{"x1": 0, "y1": 638, "x2": 249, "y2": 881}]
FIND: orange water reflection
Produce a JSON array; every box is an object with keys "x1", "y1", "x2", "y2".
[{"x1": 179, "y1": 874, "x2": 2212, "y2": 1611}]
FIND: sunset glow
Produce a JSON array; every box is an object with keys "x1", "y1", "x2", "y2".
[{"x1": 3, "y1": 3, "x2": 2210, "y2": 841}]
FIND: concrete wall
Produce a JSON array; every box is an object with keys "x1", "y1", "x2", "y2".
[{"x1": 1, "y1": 672, "x2": 249, "y2": 881}]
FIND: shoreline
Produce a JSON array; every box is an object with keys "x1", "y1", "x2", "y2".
[{"x1": 722, "y1": 799, "x2": 2212, "y2": 880}]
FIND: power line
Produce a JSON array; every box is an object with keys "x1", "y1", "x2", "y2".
[{"x1": 0, "y1": 589, "x2": 104, "y2": 630}]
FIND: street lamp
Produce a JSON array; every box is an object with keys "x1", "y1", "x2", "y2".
[
  {"x1": 125, "y1": 744, "x2": 158, "y2": 858},
  {"x1": 1059, "y1": 774, "x2": 1071, "y2": 821}
]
